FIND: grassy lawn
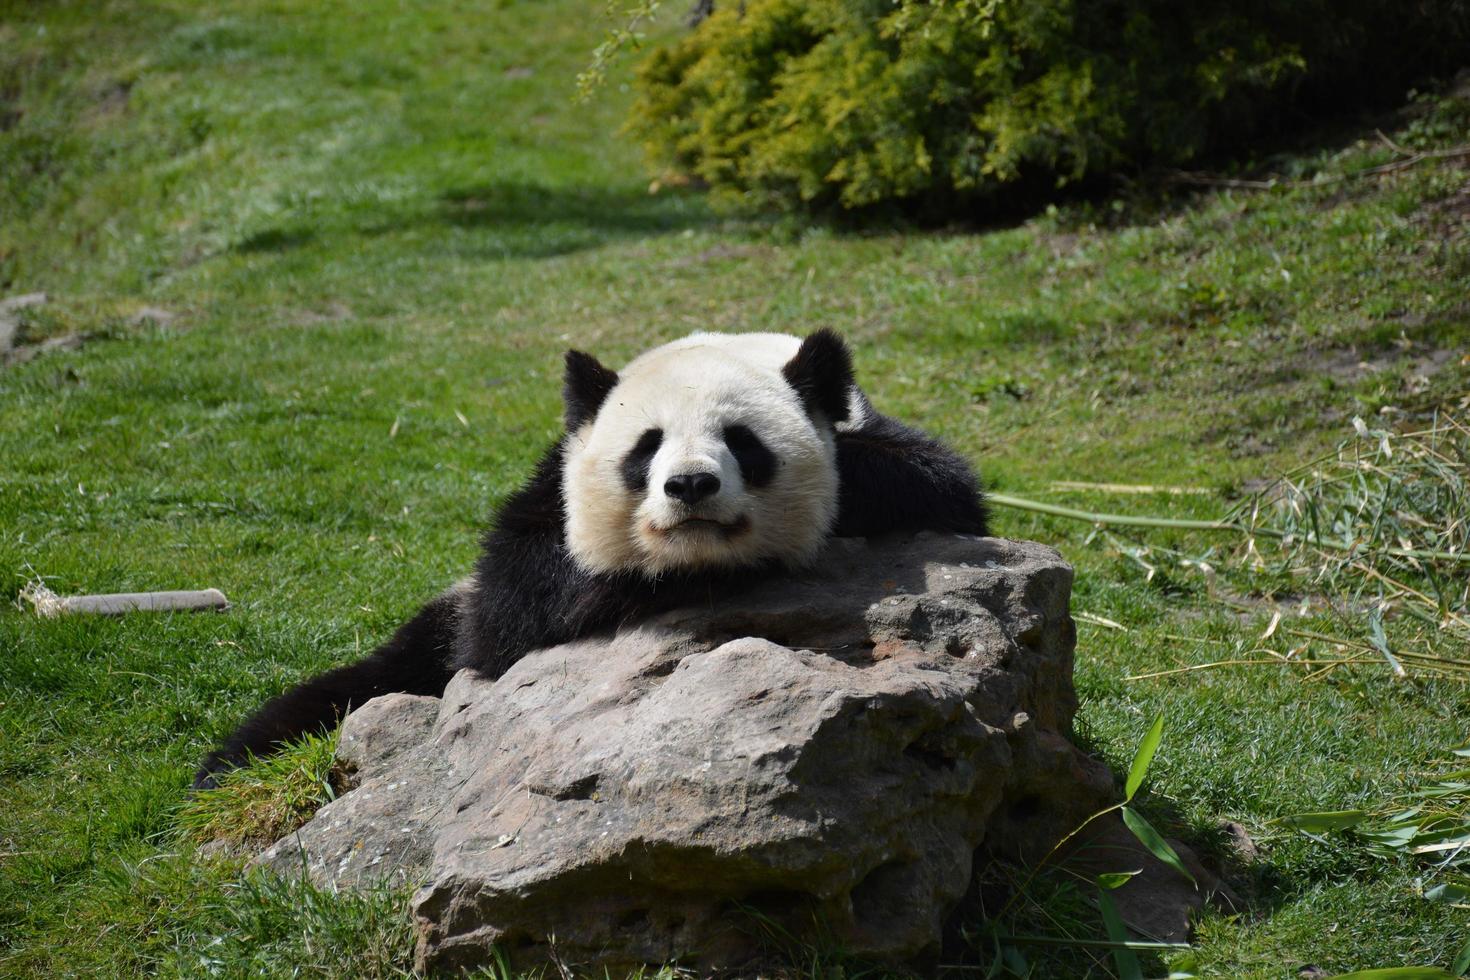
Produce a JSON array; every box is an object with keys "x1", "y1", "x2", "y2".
[{"x1": 2, "y1": 0, "x2": 1468, "y2": 976}]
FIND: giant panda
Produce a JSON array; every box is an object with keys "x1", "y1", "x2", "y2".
[{"x1": 194, "y1": 329, "x2": 986, "y2": 788}]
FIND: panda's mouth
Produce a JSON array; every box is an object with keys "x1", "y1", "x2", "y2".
[{"x1": 660, "y1": 514, "x2": 752, "y2": 538}]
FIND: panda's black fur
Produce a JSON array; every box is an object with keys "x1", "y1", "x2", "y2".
[{"x1": 193, "y1": 330, "x2": 986, "y2": 789}]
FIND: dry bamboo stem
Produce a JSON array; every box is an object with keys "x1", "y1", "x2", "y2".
[{"x1": 21, "y1": 584, "x2": 229, "y2": 617}]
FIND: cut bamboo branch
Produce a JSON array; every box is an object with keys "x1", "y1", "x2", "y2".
[
  {"x1": 1124, "y1": 658, "x2": 1381, "y2": 681},
  {"x1": 21, "y1": 583, "x2": 229, "y2": 617},
  {"x1": 988, "y1": 492, "x2": 1238, "y2": 531}
]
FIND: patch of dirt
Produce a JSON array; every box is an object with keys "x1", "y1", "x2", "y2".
[
  {"x1": 1169, "y1": 573, "x2": 1368, "y2": 625},
  {"x1": 1215, "y1": 589, "x2": 1319, "y2": 624},
  {"x1": 129, "y1": 306, "x2": 175, "y2": 327},
  {"x1": 1412, "y1": 159, "x2": 1470, "y2": 239},
  {"x1": 89, "y1": 79, "x2": 132, "y2": 119},
  {"x1": 4, "y1": 333, "x2": 87, "y2": 366},
  {"x1": 1034, "y1": 230, "x2": 1082, "y2": 259},
  {"x1": 1232, "y1": 476, "x2": 1308, "y2": 522},
  {"x1": 1227, "y1": 433, "x2": 1276, "y2": 459},
  {"x1": 666, "y1": 243, "x2": 766, "y2": 268},
  {"x1": 1, "y1": 292, "x2": 52, "y2": 363},
  {"x1": 0, "y1": 292, "x2": 45, "y2": 352},
  {"x1": 289, "y1": 302, "x2": 354, "y2": 326},
  {"x1": 1310, "y1": 346, "x2": 1398, "y2": 383},
  {"x1": 1218, "y1": 820, "x2": 1259, "y2": 865},
  {"x1": 1298, "y1": 332, "x2": 1459, "y2": 388},
  {"x1": 2, "y1": 296, "x2": 182, "y2": 367}
]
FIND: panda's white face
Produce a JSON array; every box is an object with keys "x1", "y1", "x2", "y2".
[{"x1": 562, "y1": 333, "x2": 845, "y2": 576}]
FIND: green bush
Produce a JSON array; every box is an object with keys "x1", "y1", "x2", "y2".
[{"x1": 628, "y1": 0, "x2": 1470, "y2": 212}]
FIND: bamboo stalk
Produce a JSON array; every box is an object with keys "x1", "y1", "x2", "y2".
[
  {"x1": 1124, "y1": 658, "x2": 1383, "y2": 681},
  {"x1": 987, "y1": 492, "x2": 1470, "y2": 564},
  {"x1": 988, "y1": 493, "x2": 1238, "y2": 531},
  {"x1": 22, "y1": 584, "x2": 229, "y2": 617},
  {"x1": 1048, "y1": 480, "x2": 1214, "y2": 496},
  {"x1": 985, "y1": 935, "x2": 1192, "y2": 952}
]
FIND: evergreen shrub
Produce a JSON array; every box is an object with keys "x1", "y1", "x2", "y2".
[{"x1": 628, "y1": 0, "x2": 1470, "y2": 212}]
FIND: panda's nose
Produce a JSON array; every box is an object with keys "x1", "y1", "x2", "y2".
[{"x1": 664, "y1": 471, "x2": 721, "y2": 505}]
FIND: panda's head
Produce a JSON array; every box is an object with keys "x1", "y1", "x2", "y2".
[{"x1": 560, "y1": 330, "x2": 857, "y2": 576}]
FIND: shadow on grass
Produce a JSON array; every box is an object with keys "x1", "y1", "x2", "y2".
[
  {"x1": 235, "y1": 227, "x2": 318, "y2": 253},
  {"x1": 427, "y1": 180, "x2": 717, "y2": 259},
  {"x1": 227, "y1": 180, "x2": 719, "y2": 262},
  {"x1": 440, "y1": 181, "x2": 704, "y2": 233},
  {"x1": 1062, "y1": 725, "x2": 1279, "y2": 915}
]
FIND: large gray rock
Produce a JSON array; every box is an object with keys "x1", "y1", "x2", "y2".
[{"x1": 257, "y1": 533, "x2": 1114, "y2": 972}]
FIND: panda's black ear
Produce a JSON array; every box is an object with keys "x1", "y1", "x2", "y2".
[
  {"x1": 782, "y1": 329, "x2": 853, "y2": 425},
  {"x1": 563, "y1": 350, "x2": 619, "y2": 431}
]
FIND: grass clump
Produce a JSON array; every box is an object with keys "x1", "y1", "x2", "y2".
[
  {"x1": 1229, "y1": 410, "x2": 1470, "y2": 681},
  {"x1": 177, "y1": 730, "x2": 344, "y2": 850},
  {"x1": 1002, "y1": 409, "x2": 1470, "y2": 682},
  {"x1": 1279, "y1": 745, "x2": 1470, "y2": 890},
  {"x1": 1236, "y1": 411, "x2": 1469, "y2": 627},
  {"x1": 1277, "y1": 744, "x2": 1470, "y2": 975},
  {"x1": 166, "y1": 872, "x2": 417, "y2": 979}
]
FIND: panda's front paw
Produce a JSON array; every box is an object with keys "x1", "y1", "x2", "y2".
[{"x1": 191, "y1": 750, "x2": 240, "y2": 792}]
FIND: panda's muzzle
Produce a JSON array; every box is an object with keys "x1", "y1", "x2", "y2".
[
  {"x1": 650, "y1": 470, "x2": 751, "y2": 539},
  {"x1": 663, "y1": 471, "x2": 721, "y2": 506}
]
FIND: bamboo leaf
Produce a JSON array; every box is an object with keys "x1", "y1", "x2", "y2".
[
  {"x1": 1097, "y1": 870, "x2": 1142, "y2": 890},
  {"x1": 1453, "y1": 935, "x2": 1470, "y2": 977},
  {"x1": 1424, "y1": 880, "x2": 1470, "y2": 904},
  {"x1": 1275, "y1": 810, "x2": 1370, "y2": 833},
  {"x1": 1121, "y1": 806, "x2": 1197, "y2": 885},
  {"x1": 1096, "y1": 887, "x2": 1143, "y2": 980},
  {"x1": 1000, "y1": 942, "x2": 1028, "y2": 975},
  {"x1": 1368, "y1": 607, "x2": 1405, "y2": 677},
  {"x1": 1125, "y1": 716, "x2": 1165, "y2": 802}
]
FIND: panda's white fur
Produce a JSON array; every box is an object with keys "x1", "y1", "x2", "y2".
[{"x1": 563, "y1": 332, "x2": 864, "y2": 575}]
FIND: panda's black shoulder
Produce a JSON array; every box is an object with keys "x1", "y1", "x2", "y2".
[
  {"x1": 831, "y1": 390, "x2": 988, "y2": 538},
  {"x1": 487, "y1": 437, "x2": 570, "y2": 537}
]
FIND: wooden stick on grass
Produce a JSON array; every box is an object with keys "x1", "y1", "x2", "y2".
[{"x1": 21, "y1": 583, "x2": 229, "y2": 617}]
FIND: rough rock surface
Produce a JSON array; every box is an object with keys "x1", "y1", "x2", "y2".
[
  {"x1": 1068, "y1": 818, "x2": 1240, "y2": 944},
  {"x1": 258, "y1": 533, "x2": 1115, "y2": 972}
]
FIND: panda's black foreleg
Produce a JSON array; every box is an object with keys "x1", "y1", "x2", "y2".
[
  {"x1": 192, "y1": 591, "x2": 460, "y2": 790},
  {"x1": 833, "y1": 418, "x2": 988, "y2": 537}
]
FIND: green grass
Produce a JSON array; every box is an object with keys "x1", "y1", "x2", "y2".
[
  {"x1": 2, "y1": 1, "x2": 1469, "y2": 976},
  {"x1": 176, "y1": 729, "x2": 340, "y2": 849}
]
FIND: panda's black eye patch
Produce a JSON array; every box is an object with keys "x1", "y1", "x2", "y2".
[
  {"x1": 619, "y1": 428, "x2": 663, "y2": 493},
  {"x1": 724, "y1": 424, "x2": 776, "y2": 488}
]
